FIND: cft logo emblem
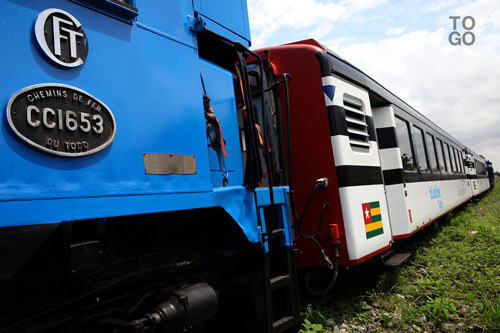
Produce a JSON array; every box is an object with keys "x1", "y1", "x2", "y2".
[
  {"x1": 362, "y1": 201, "x2": 384, "y2": 239},
  {"x1": 35, "y1": 8, "x2": 89, "y2": 68}
]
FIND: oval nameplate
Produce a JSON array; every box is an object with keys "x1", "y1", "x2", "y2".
[{"x1": 7, "y1": 83, "x2": 116, "y2": 157}]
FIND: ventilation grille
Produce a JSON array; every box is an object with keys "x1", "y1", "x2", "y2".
[{"x1": 343, "y1": 95, "x2": 370, "y2": 149}]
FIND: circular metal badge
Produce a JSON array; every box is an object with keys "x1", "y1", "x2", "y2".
[{"x1": 35, "y1": 8, "x2": 89, "y2": 68}]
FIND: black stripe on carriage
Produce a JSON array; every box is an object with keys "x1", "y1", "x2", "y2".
[{"x1": 336, "y1": 165, "x2": 384, "y2": 187}]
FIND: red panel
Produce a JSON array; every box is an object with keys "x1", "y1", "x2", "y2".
[
  {"x1": 362, "y1": 203, "x2": 372, "y2": 225},
  {"x1": 251, "y1": 43, "x2": 359, "y2": 267}
]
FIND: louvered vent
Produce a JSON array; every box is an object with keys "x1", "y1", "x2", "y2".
[{"x1": 343, "y1": 95, "x2": 370, "y2": 150}]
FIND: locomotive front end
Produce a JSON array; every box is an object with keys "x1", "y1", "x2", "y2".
[{"x1": 0, "y1": 1, "x2": 298, "y2": 332}]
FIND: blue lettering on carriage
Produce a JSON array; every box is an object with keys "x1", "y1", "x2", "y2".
[
  {"x1": 437, "y1": 199, "x2": 444, "y2": 211},
  {"x1": 429, "y1": 185, "x2": 441, "y2": 199}
]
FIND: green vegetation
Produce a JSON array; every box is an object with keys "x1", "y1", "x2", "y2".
[
  {"x1": 301, "y1": 179, "x2": 500, "y2": 332},
  {"x1": 300, "y1": 304, "x2": 328, "y2": 332}
]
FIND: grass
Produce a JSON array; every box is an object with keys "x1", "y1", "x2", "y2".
[{"x1": 301, "y1": 179, "x2": 500, "y2": 332}]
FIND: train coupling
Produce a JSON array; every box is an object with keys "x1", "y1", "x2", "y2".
[{"x1": 131, "y1": 282, "x2": 218, "y2": 332}]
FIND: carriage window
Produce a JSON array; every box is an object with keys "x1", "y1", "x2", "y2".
[
  {"x1": 450, "y1": 148, "x2": 456, "y2": 173},
  {"x1": 460, "y1": 151, "x2": 465, "y2": 172},
  {"x1": 448, "y1": 145, "x2": 456, "y2": 172},
  {"x1": 412, "y1": 126, "x2": 428, "y2": 172},
  {"x1": 395, "y1": 117, "x2": 414, "y2": 171},
  {"x1": 452, "y1": 148, "x2": 459, "y2": 173},
  {"x1": 443, "y1": 142, "x2": 452, "y2": 173},
  {"x1": 460, "y1": 151, "x2": 465, "y2": 173},
  {"x1": 477, "y1": 161, "x2": 486, "y2": 175},
  {"x1": 425, "y1": 133, "x2": 439, "y2": 172},
  {"x1": 435, "y1": 138, "x2": 446, "y2": 173},
  {"x1": 455, "y1": 149, "x2": 462, "y2": 173}
]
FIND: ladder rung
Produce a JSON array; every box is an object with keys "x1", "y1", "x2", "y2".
[
  {"x1": 262, "y1": 229, "x2": 284, "y2": 239},
  {"x1": 273, "y1": 316, "x2": 295, "y2": 333},
  {"x1": 270, "y1": 275, "x2": 290, "y2": 291}
]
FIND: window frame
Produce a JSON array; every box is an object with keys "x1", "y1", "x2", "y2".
[
  {"x1": 70, "y1": 0, "x2": 139, "y2": 23},
  {"x1": 443, "y1": 142, "x2": 452, "y2": 173},
  {"x1": 455, "y1": 148, "x2": 463, "y2": 173},
  {"x1": 425, "y1": 132, "x2": 439, "y2": 173},
  {"x1": 460, "y1": 151, "x2": 466, "y2": 173},
  {"x1": 395, "y1": 116, "x2": 416, "y2": 172},
  {"x1": 435, "y1": 138, "x2": 446, "y2": 173},
  {"x1": 448, "y1": 145, "x2": 456, "y2": 173},
  {"x1": 412, "y1": 125, "x2": 429, "y2": 173}
]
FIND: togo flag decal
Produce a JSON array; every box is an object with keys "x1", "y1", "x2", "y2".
[{"x1": 362, "y1": 201, "x2": 384, "y2": 239}]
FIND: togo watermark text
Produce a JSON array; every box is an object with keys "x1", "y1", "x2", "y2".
[{"x1": 449, "y1": 16, "x2": 475, "y2": 46}]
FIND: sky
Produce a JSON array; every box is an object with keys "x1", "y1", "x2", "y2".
[{"x1": 247, "y1": 0, "x2": 500, "y2": 171}]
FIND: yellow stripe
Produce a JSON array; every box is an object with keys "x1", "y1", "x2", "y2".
[
  {"x1": 371, "y1": 207, "x2": 381, "y2": 216},
  {"x1": 365, "y1": 221, "x2": 383, "y2": 232}
]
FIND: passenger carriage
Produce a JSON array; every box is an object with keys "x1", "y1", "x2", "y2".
[{"x1": 248, "y1": 39, "x2": 490, "y2": 282}]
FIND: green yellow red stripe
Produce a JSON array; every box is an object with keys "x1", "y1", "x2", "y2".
[
  {"x1": 363, "y1": 201, "x2": 384, "y2": 239},
  {"x1": 365, "y1": 221, "x2": 383, "y2": 233}
]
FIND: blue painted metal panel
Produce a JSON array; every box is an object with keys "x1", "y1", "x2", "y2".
[
  {"x1": 136, "y1": 0, "x2": 196, "y2": 48},
  {"x1": 255, "y1": 187, "x2": 293, "y2": 249},
  {"x1": 0, "y1": 0, "x2": 284, "y2": 253},
  {"x1": 214, "y1": 185, "x2": 293, "y2": 248},
  {"x1": 213, "y1": 186, "x2": 261, "y2": 243},
  {"x1": 0, "y1": 1, "x2": 214, "y2": 225},
  {"x1": 255, "y1": 187, "x2": 289, "y2": 206},
  {"x1": 70, "y1": 0, "x2": 139, "y2": 23},
  {"x1": 194, "y1": 0, "x2": 251, "y2": 45},
  {"x1": 199, "y1": 15, "x2": 251, "y2": 47},
  {"x1": 0, "y1": 192, "x2": 214, "y2": 228},
  {"x1": 199, "y1": 59, "x2": 244, "y2": 188}
]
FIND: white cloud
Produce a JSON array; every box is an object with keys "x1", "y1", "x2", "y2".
[
  {"x1": 248, "y1": 0, "x2": 347, "y2": 48},
  {"x1": 448, "y1": 0, "x2": 500, "y2": 33},
  {"x1": 322, "y1": 37, "x2": 349, "y2": 50},
  {"x1": 247, "y1": 0, "x2": 388, "y2": 48},
  {"x1": 332, "y1": 27, "x2": 500, "y2": 167},
  {"x1": 423, "y1": 0, "x2": 458, "y2": 12},
  {"x1": 339, "y1": 0, "x2": 388, "y2": 11},
  {"x1": 386, "y1": 27, "x2": 407, "y2": 35}
]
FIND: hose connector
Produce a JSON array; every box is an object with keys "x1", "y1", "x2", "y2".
[
  {"x1": 316, "y1": 178, "x2": 328, "y2": 188},
  {"x1": 323, "y1": 255, "x2": 333, "y2": 270}
]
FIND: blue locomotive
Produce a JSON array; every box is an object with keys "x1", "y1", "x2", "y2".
[{"x1": 0, "y1": 1, "x2": 298, "y2": 332}]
